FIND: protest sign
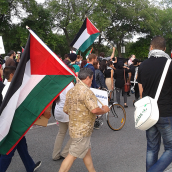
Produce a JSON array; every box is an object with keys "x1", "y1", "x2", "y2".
[
  {"x1": 0, "y1": 36, "x2": 5, "y2": 54},
  {"x1": 90, "y1": 88, "x2": 108, "y2": 108}
]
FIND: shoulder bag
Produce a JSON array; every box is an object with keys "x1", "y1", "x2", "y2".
[
  {"x1": 134, "y1": 59, "x2": 171, "y2": 130},
  {"x1": 124, "y1": 69, "x2": 130, "y2": 92}
]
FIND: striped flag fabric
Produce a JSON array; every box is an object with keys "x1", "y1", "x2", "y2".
[
  {"x1": 70, "y1": 17, "x2": 100, "y2": 52},
  {"x1": 0, "y1": 28, "x2": 76, "y2": 155},
  {"x1": 86, "y1": 47, "x2": 93, "y2": 59}
]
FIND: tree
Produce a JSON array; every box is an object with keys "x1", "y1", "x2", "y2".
[{"x1": 105, "y1": 0, "x2": 161, "y2": 57}]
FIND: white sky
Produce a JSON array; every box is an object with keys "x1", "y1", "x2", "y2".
[{"x1": 36, "y1": 0, "x2": 45, "y2": 3}]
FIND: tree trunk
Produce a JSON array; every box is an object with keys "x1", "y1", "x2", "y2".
[
  {"x1": 117, "y1": 42, "x2": 122, "y2": 57},
  {"x1": 63, "y1": 28, "x2": 70, "y2": 48}
]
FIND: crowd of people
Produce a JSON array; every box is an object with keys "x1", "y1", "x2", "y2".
[{"x1": 1, "y1": 36, "x2": 172, "y2": 172}]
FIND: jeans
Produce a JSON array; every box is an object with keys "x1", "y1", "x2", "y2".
[
  {"x1": 0, "y1": 136, "x2": 35, "y2": 172},
  {"x1": 146, "y1": 117, "x2": 172, "y2": 172},
  {"x1": 116, "y1": 87, "x2": 127, "y2": 104}
]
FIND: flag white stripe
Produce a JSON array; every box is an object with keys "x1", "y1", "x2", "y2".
[
  {"x1": 16, "y1": 75, "x2": 45, "y2": 108},
  {"x1": 27, "y1": 28, "x2": 76, "y2": 77},
  {"x1": 0, "y1": 89, "x2": 20, "y2": 141},
  {"x1": 73, "y1": 29, "x2": 90, "y2": 49}
]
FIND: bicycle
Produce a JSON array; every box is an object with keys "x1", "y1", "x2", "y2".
[{"x1": 94, "y1": 89, "x2": 126, "y2": 131}]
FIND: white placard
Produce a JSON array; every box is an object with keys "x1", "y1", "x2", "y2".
[
  {"x1": 0, "y1": 36, "x2": 5, "y2": 54},
  {"x1": 90, "y1": 88, "x2": 108, "y2": 108},
  {"x1": 121, "y1": 46, "x2": 125, "y2": 53}
]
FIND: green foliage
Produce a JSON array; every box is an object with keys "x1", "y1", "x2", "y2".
[
  {"x1": 126, "y1": 37, "x2": 151, "y2": 60},
  {"x1": 1, "y1": 0, "x2": 172, "y2": 59}
]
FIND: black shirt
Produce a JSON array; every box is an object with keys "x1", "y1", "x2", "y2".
[
  {"x1": 137, "y1": 56, "x2": 172, "y2": 117},
  {"x1": 104, "y1": 69, "x2": 111, "y2": 78},
  {"x1": 114, "y1": 68, "x2": 131, "y2": 88}
]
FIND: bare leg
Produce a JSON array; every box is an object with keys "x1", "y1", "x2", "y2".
[
  {"x1": 83, "y1": 148, "x2": 96, "y2": 172},
  {"x1": 58, "y1": 154, "x2": 76, "y2": 172}
]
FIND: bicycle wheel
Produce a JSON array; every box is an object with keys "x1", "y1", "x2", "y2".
[{"x1": 107, "y1": 103, "x2": 126, "y2": 131}]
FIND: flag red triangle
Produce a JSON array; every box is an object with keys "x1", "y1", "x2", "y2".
[
  {"x1": 30, "y1": 34, "x2": 73, "y2": 75},
  {"x1": 86, "y1": 18, "x2": 100, "y2": 35}
]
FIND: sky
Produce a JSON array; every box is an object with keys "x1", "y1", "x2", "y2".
[{"x1": 36, "y1": 0, "x2": 45, "y2": 3}]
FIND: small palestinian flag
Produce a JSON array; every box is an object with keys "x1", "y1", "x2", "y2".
[
  {"x1": 70, "y1": 17, "x2": 100, "y2": 52},
  {"x1": 86, "y1": 47, "x2": 93, "y2": 59},
  {"x1": 0, "y1": 28, "x2": 76, "y2": 155},
  {"x1": 22, "y1": 47, "x2": 24, "y2": 53}
]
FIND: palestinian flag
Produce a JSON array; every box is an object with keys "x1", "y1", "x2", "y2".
[
  {"x1": 0, "y1": 28, "x2": 76, "y2": 155},
  {"x1": 70, "y1": 17, "x2": 100, "y2": 52},
  {"x1": 86, "y1": 47, "x2": 93, "y2": 59}
]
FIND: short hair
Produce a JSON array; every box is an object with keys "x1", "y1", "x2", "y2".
[
  {"x1": 88, "y1": 54, "x2": 97, "y2": 62},
  {"x1": 64, "y1": 54, "x2": 69, "y2": 59},
  {"x1": 150, "y1": 36, "x2": 166, "y2": 51},
  {"x1": 99, "y1": 52, "x2": 105, "y2": 57},
  {"x1": 77, "y1": 55, "x2": 81, "y2": 59},
  {"x1": 78, "y1": 68, "x2": 93, "y2": 80},
  {"x1": 8, "y1": 50, "x2": 15, "y2": 56},
  {"x1": 3, "y1": 66, "x2": 16, "y2": 80}
]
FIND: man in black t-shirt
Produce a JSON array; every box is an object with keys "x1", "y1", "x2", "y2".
[{"x1": 137, "y1": 36, "x2": 172, "y2": 172}]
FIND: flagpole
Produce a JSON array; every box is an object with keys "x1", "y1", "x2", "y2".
[{"x1": 76, "y1": 77, "x2": 104, "y2": 106}]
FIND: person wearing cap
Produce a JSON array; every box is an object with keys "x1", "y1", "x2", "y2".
[
  {"x1": 69, "y1": 53, "x2": 80, "y2": 77},
  {"x1": 16, "y1": 51, "x2": 21, "y2": 63}
]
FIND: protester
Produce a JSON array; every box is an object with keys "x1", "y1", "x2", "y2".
[
  {"x1": 58, "y1": 68, "x2": 110, "y2": 172},
  {"x1": 5, "y1": 50, "x2": 16, "y2": 67},
  {"x1": 63, "y1": 54, "x2": 70, "y2": 65},
  {"x1": 80, "y1": 60, "x2": 87, "y2": 68},
  {"x1": 0, "y1": 66, "x2": 42, "y2": 172},
  {"x1": 128, "y1": 54, "x2": 135, "y2": 66},
  {"x1": 114, "y1": 61, "x2": 131, "y2": 108},
  {"x1": 84, "y1": 54, "x2": 99, "y2": 88},
  {"x1": 104, "y1": 61, "x2": 114, "y2": 91},
  {"x1": 69, "y1": 53, "x2": 80, "y2": 76},
  {"x1": 137, "y1": 36, "x2": 172, "y2": 172},
  {"x1": 97, "y1": 47, "x2": 116, "y2": 62},
  {"x1": 93, "y1": 61, "x2": 107, "y2": 89},
  {"x1": 75, "y1": 55, "x2": 82, "y2": 66},
  {"x1": 52, "y1": 65, "x2": 75, "y2": 161}
]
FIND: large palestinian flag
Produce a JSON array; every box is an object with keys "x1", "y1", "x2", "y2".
[
  {"x1": 70, "y1": 17, "x2": 100, "y2": 52},
  {"x1": 0, "y1": 28, "x2": 76, "y2": 155}
]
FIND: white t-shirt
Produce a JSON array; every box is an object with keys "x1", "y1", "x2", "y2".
[
  {"x1": 2, "y1": 82, "x2": 11, "y2": 99},
  {"x1": 54, "y1": 82, "x2": 74, "y2": 122}
]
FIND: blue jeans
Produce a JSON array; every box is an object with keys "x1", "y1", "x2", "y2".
[
  {"x1": 146, "y1": 117, "x2": 172, "y2": 172},
  {"x1": 0, "y1": 136, "x2": 35, "y2": 172}
]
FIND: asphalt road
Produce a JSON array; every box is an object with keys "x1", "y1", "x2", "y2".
[{"x1": 6, "y1": 94, "x2": 172, "y2": 172}]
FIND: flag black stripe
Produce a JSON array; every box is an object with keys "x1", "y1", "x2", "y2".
[
  {"x1": 70, "y1": 18, "x2": 87, "y2": 47},
  {"x1": 0, "y1": 35, "x2": 31, "y2": 115}
]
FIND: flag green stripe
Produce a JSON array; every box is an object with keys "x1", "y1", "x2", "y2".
[
  {"x1": 0, "y1": 75, "x2": 74, "y2": 154},
  {"x1": 79, "y1": 32, "x2": 100, "y2": 52}
]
